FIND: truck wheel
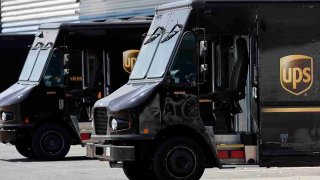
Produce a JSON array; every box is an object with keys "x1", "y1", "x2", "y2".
[
  {"x1": 15, "y1": 142, "x2": 35, "y2": 159},
  {"x1": 123, "y1": 161, "x2": 156, "y2": 180},
  {"x1": 32, "y1": 123, "x2": 70, "y2": 161},
  {"x1": 153, "y1": 137, "x2": 205, "y2": 180}
]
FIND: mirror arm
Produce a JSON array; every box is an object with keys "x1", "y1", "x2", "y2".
[{"x1": 193, "y1": 28, "x2": 207, "y2": 83}]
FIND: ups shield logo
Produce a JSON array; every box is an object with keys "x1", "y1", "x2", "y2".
[
  {"x1": 123, "y1": 50, "x2": 140, "y2": 73},
  {"x1": 280, "y1": 55, "x2": 313, "y2": 95}
]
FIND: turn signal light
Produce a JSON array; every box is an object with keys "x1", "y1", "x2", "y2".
[{"x1": 81, "y1": 133, "x2": 91, "y2": 140}]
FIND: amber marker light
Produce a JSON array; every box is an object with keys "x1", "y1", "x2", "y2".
[
  {"x1": 143, "y1": 128, "x2": 149, "y2": 134},
  {"x1": 24, "y1": 117, "x2": 30, "y2": 124}
]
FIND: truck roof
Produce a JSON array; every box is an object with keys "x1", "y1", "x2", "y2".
[
  {"x1": 39, "y1": 20, "x2": 152, "y2": 31},
  {"x1": 157, "y1": 0, "x2": 320, "y2": 11},
  {"x1": 192, "y1": 0, "x2": 320, "y2": 6}
]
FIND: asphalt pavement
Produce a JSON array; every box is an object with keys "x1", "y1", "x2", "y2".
[{"x1": 1, "y1": 144, "x2": 320, "y2": 180}]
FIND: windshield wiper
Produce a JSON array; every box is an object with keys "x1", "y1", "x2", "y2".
[
  {"x1": 41, "y1": 42, "x2": 53, "y2": 50},
  {"x1": 31, "y1": 42, "x2": 44, "y2": 50},
  {"x1": 161, "y1": 24, "x2": 183, "y2": 43},
  {"x1": 144, "y1": 26, "x2": 165, "y2": 45}
]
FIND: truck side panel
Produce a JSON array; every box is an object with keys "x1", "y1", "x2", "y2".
[{"x1": 259, "y1": 3, "x2": 320, "y2": 165}]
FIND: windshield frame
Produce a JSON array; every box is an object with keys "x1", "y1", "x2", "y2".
[
  {"x1": 129, "y1": 27, "x2": 165, "y2": 80},
  {"x1": 18, "y1": 43, "x2": 43, "y2": 81},
  {"x1": 18, "y1": 29, "x2": 60, "y2": 83},
  {"x1": 129, "y1": 7, "x2": 192, "y2": 82},
  {"x1": 146, "y1": 24, "x2": 184, "y2": 79},
  {"x1": 28, "y1": 43, "x2": 54, "y2": 82}
]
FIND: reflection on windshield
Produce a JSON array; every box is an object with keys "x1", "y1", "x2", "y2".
[
  {"x1": 19, "y1": 45, "x2": 42, "y2": 81},
  {"x1": 29, "y1": 43, "x2": 53, "y2": 82},
  {"x1": 19, "y1": 29, "x2": 59, "y2": 83},
  {"x1": 161, "y1": 24, "x2": 182, "y2": 43},
  {"x1": 144, "y1": 27, "x2": 165, "y2": 45},
  {"x1": 146, "y1": 30, "x2": 181, "y2": 78},
  {"x1": 129, "y1": 32, "x2": 163, "y2": 79},
  {"x1": 129, "y1": 8, "x2": 191, "y2": 80}
]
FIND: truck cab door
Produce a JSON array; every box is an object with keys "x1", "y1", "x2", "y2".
[
  {"x1": 65, "y1": 49, "x2": 106, "y2": 137},
  {"x1": 79, "y1": 50, "x2": 105, "y2": 122}
]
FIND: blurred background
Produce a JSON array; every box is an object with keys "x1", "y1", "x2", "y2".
[{"x1": 0, "y1": 0, "x2": 181, "y2": 34}]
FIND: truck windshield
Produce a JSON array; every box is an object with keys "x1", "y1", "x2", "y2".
[
  {"x1": 28, "y1": 42, "x2": 54, "y2": 82},
  {"x1": 147, "y1": 24, "x2": 182, "y2": 78},
  {"x1": 19, "y1": 43, "x2": 43, "y2": 81},
  {"x1": 129, "y1": 7, "x2": 191, "y2": 80},
  {"x1": 18, "y1": 29, "x2": 59, "y2": 82},
  {"x1": 129, "y1": 27, "x2": 164, "y2": 79}
]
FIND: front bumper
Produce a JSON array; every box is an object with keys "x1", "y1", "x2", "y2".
[
  {"x1": 0, "y1": 129, "x2": 16, "y2": 143},
  {"x1": 86, "y1": 143, "x2": 135, "y2": 161},
  {"x1": 91, "y1": 134, "x2": 154, "y2": 143},
  {"x1": 0, "y1": 124, "x2": 33, "y2": 143}
]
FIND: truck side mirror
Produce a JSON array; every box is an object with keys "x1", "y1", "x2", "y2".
[
  {"x1": 199, "y1": 40, "x2": 207, "y2": 57},
  {"x1": 199, "y1": 40, "x2": 208, "y2": 82},
  {"x1": 64, "y1": 54, "x2": 70, "y2": 75},
  {"x1": 200, "y1": 64, "x2": 208, "y2": 74}
]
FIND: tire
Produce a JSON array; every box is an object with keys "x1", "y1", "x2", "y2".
[
  {"x1": 32, "y1": 123, "x2": 71, "y2": 161},
  {"x1": 15, "y1": 142, "x2": 35, "y2": 159},
  {"x1": 153, "y1": 137, "x2": 205, "y2": 180},
  {"x1": 123, "y1": 161, "x2": 156, "y2": 180}
]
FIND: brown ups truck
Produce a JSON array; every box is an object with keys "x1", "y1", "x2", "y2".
[
  {"x1": 87, "y1": 0, "x2": 320, "y2": 179},
  {"x1": 0, "y1": 20, "x2": 150, "y2": 160}
]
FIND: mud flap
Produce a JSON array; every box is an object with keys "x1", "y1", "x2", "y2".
[
  {"x1": 69, "y1": 115, "x2": 82, "y2": 145},
  {"x1": 205, "y1": 126, "x2": 222, "y2": 168}
]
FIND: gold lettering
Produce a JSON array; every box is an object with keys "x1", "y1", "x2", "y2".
[
  {"x1": 293, "y1": 67, "x2": 303, "y2": 89},
  {"x1": 303, "y1": 67, "x2": 311, "y2": 83},
  {"x1": 124, "y1": 58, "x2": 131, "y2": 68},
  {"x1": 69, "y1": 76, "x2": 83, "y2": 82},
  {"x1": 282, "y1": 68, "x2": 292, "y2": 83}
]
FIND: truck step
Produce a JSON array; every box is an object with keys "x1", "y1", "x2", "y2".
[{"x1": 217, "y1": 144, "x2": 244, "y2": 150}]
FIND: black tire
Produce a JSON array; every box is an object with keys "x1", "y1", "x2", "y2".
[
  {"x1": 15, "y1": 142, "x2": 35, "y2": 159},
  {"x1": 32, "y1": 123, "x2": 71, "y2": 161},
  {"x1": 123, "y1": 161, "x2": 156, "y2": 180},
  {"x1": 153, "y1": 137, "x2": 205, "y2": 180}
]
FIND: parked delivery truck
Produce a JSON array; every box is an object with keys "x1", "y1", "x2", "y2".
[
  {"x1": 87, "y1": 0, "x2": 320, "y2": 179},
  {"x1": 0, "y1": 21, "x2": 150, "y2": 160}
]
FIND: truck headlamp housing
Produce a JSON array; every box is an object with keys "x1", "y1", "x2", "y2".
[
  {"x1": 1, "y1": 112, "x2": 14, "y2": 121},
  {"x1": 111, "y1": 118, "x2": 118, "y2": 130},
  {"x1": 110, "y1": 117, "x2": 129, "y2": 131}
]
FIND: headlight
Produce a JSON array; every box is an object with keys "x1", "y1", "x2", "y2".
[
  {"x1": 1, "y1": 112, "x2": 14, "y2": 121},
  {"x1": 111, "y1": 118, "x2": 118, "y2": 130},
  {"x1": 110, "y1": 117, "x2": 129, "y2": 131}
]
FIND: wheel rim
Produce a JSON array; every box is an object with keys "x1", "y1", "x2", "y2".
[
  {"x1": 166, "y1": 146, "x2": 196, "y2": 178},
  {"x1": 40, "y1": 131, "x2": 64, "y2": 155}
]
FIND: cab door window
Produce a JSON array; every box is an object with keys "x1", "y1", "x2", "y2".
[
  {"x1": 43, "y1": 48, "x2": 64, "y2": 87},
  {"x1": 169, "y1": 32, "x2": 197, "y2": 84},
  {"x1": 82, "y1": 50, "x2": 104, "y2": 92}
]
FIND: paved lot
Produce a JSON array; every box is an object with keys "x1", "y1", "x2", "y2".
[{"x1": 1, "y1": 144, "x2": 320, "y2": 180}]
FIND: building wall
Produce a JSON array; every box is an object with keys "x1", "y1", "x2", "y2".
[
  {"x1": 79, "y1": 0, "x2": 178, "y2": 21},
  {"x1": 1, "y1": 0, "x2": 180, "y2": 33},
  {"x1": 1, "y1": 0, "x2": 80, "y2": 33}
]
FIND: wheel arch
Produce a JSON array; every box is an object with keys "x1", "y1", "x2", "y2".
[
  {"x1": 155, "y1": 124, "x2": 219, "y2": 168},
  {"x1": 33, "y1": 115, "x2": 81, "y2": 145}
]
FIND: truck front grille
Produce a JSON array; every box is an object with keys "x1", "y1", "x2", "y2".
[{"x1": 93, "y1": 107, "x2": 108, "y2": 135}]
